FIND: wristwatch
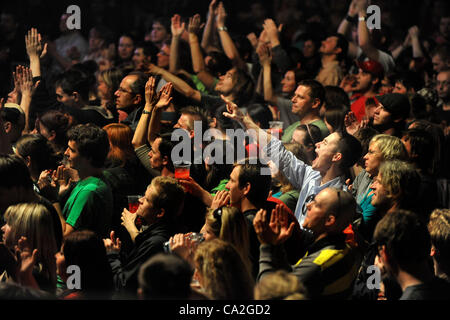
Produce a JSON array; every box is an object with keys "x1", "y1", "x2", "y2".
[
  {"x1": 142, "y1": 109, "x2": 152, "y2": 115},
  {"x1": 358, "y1": 16, "x2": 366, "y2": 22},
  {"x1": 218, "y1": 26, "x2": 228, "y2": 32}
]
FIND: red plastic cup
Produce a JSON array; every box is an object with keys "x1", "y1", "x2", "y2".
[
  {"x1": 174, "y1": 163, "x2": 191, "y2": 179},
  {"x1": 127, "y1": 195, "x2": 143, "y2": 228}
]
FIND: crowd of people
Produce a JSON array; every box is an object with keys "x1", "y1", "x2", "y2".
[{"x1": 1, "y1": 0, "x2": 450, "y2": 301}]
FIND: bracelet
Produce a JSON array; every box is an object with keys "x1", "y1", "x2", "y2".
[
  {"x1": 358, "y1": 16, "x2": 366, "y2": 22},
  {"x1": 218, "y1": 26, "x2": 228, "y2": 32},
  {"x1": 346, "y1": 15, "x2": 357, "y2": 24},
  {"x1": 142, "y1": 109, "x2": 152, "y2": 115}
]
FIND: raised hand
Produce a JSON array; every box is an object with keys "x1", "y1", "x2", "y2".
[
  {"x1": 103, "y1": 231, "x2": 121, "y2": 254},
  {"x1": 344, "y1": 111, "x2": 361, "y2": 136},
  {"x1": 257, "y1": 42, "x2": 272, "y2": 66},
  {"x1": 144, "y1": 76, "x2": 158, "y2": 106},
  {"x1": 53, "y1": 165, "x2": 74, "y2": 196},
  {"x1": 216, "y1": 1, "x2": 227, "y2": 29},
  {"x1": 155, "y1": 82, "x2": 173, "y2": 109},
  {"x1": 169, "y1": 233, "x2": 196, "y2": 264},
  {"x1": 25, "y1": 28, "x2": 47, "y2": 59},
  {"x1": 262, "y1": 19, "x2": 282, "y2": 45},
  {"x1": 221, "y1": 95, "x2": 245, "y2": 123},
  {"x1": 210, "y1": 189, "x2": 230, "y2": 210},
  {"x1": 15, "y1": 236, "x2": 38, "y2": 279},
  {"x1": 253, "y1": 204, "x2": 295, "y2": 245},
  {"x1": 188, "y1": 14, "x2": 203, "y2": 35},
  {"x1": 121, "y1": 208, "x2": 137, "y2": 233},
  {"x1": 171, "y1": 14, "x2": 186, "y2": 37}
]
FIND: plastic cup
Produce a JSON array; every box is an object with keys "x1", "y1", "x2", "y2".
[
  {"x1": 127, "y1": 195, "x2": 141, "y2": 213},
  {"x1": 174, "y1": 162, "x2": 191, "y2": 179},
  {"x1": 269, "y1": 121, "x2": 283, "y2": 137}
]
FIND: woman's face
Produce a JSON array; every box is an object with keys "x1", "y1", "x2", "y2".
[
  {"x1": 281, "y1": 71, "x2": 297, "y2": 93},
  {"x1": 200, "y1": 222, "x2": 217, "y2": 241},
  {"x1": 1, "y1": 223, "x2": 13, "y2": 248}
]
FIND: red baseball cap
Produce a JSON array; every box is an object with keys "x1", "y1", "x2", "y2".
[{"x1": 356, "y1": 60, "x2": 385, "y2": 79}]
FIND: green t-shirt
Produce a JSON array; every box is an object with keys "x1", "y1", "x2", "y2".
[
  {"x1": 281, "y1": 119, "x2": 330, "y2": 143},
  {"x1": 62, "y1": 176, "x2": 113, "y2": 238}
]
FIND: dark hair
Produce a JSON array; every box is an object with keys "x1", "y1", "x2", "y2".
[
  {"x1": 295, "y1": 123, "x2": 322, "y2": 146},
  {"x1": 138, "y1": 253, "x2": 193, "y2": 300},
  {"x1": 36, "y1": 110, "x2": 74, "y2": 151},
  {"x1": 135, "y1": 41, "x2": 159, "y2": 64},
  {"x1": 15, "y1": 134, "x2": 60, "y2": 173},
  {"x1": 158, "y1": 132, "x2": 176, "y2": 173},
  {"x1": 247, "y1": 104, "x2": 273, "y2": 129},
  {"x1": 66, "y1": 124, "x2": 110, "y2": 168},
  {"x1": 235, "y1": 160, "x2": 271, "y2": 208},
  {"x1": 324, "y1": 85, "x2": 350, "y2": 110},
  {"x1": 55, "y1": 69, "x2": 90, "y2": 102},
  {"x1": 336, "y1": 131, "x2": 363, "y2": 170},
  {"x1": 402, "y1": 128, "x2": 435, "y2": 173},
  {"x1": 298, "y1": 79, "x2": 325, "y2": 108},
  {"x1": 325, "y1": 107, "x2": 346, "y2": 133},
  {"x1": 0, "y1": 154, "x2": 33, "y2": 189},
  {"x1": 63, "y1": 230, "x2": 114, "y2": 299},
  {"x1": 206, "y1": 51, "x2": 232, "y2": 77},
  {"x1": 331, "y1": 33, "x2": 349, "y2": 62},
  {"x1": 127, "y1": 71, "x2": 149, "y2": 101},
  {"x1": 394, "y1": 71, "x2": 425, "y2": 93},
  {"x1": 374, "y1": 210, "x2": 431, "y2": 271},
  {"x1": 230, "y1": 69, "x2": 255, "y2": 106},
  {"x1": 204, "y1": 140, "x2": 235, "y2": 191}
]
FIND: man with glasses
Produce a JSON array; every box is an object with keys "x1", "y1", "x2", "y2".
[
  {"x1": 115, "y1": 71, "x2": 148, "y2": 131},
  {"x1": 254, "y1": 187, "x2": 360, "y2": 299}
]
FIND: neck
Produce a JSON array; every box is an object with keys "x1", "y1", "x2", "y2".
[
  {"x1": 320, "y1": 165, "x2": 343, "y2": 185},
  {"x1": 299, "y1": 113, "x2": 320, "y2": 124},
  {"x1": 78, "y1": 167, "x2": 103, "y2": 181},
  {"x1": 321, "y1": 54, "x2": 337, "y2": 65},
  {"x1": 160, "y1": 167, "x2": 174, "y2": 178},
  {"x1": 240, "y1": 198, "x2": 258, "y2": 213},
  {"x1": 363, "y1": 88, "x2": 378, "y2": 97},
  {"x1": 396, "y1": 263, "x2": 434, "y2": 292}
]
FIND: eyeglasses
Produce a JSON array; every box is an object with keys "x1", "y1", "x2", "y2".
[
  {"x1": 213, "y1": 207, "x2": 224, "y2": 229},
  {"x1": 117, "y1": 87, "x2": 134, "y2": 94},
  {"x1": 301, "y1": 194, "x2": 316, "y2": 216}
]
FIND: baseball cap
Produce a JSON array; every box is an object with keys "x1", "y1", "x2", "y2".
[
  {"x1": 374, "y1": 93, "x2": 411, "y2": 120},
  {"x1": 356, "y1": 60, "x2": 385, "y2": 79}
]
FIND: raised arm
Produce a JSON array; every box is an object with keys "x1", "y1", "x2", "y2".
[
  {"x1": 201, "y1": 0, "x2": 220, "y2": 52},
  {"x1": 148, "y1": 82, "x2": 173, "y2": 145},
  {"x1": 215, "y1": 2, "x2": 247, "y2": 70},
  {"x1": 188, "y1": 14, "x2": 217, "y2": 90},
  {"x1": 337, "y1": 0, "x2": 360, "y2": 59},
  {"x1": 147, "y1": 64, "x2": 201, "y2": 102},
  {"x1": 132, "y1": 77, "x2": 156, "y2": 149},
  {"x1": 169, "y1": 14, "x2": 186, "y2": 74},
  {"x1": 18, "y1": 66, "x2": 39, "y2": 134},
  {"x1": 408, "y1": 26, "x2": 424, "y2": 58},
  {"x1": 258, "y1": 43, "x2": 278, "y2": 105},
  {"x1": 25, "y1": 28, "x2": 47, "y2": 78},
  {"x1": 357, "y1": 0, "x2": 381, "y2": 62}
]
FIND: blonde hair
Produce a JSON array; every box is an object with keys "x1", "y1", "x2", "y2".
[
  {"x1": 370, "y1": 134, "x2": 408, "y2": 162},
  {"x1": 428, "y1": 209, "x2": 450, "y2": 274},
  {"x1": 4, "y1": 203, "x2": 58, "y2": 291},
  {"x1": 194, "y1": 239, "x2": 254, "y2": 300},
  {"x1": 205, "y1": 206, "x2": 251, "y2": 272},
  {"x1": 254, "y1": 270, "x2": 308, "y2": 300}
]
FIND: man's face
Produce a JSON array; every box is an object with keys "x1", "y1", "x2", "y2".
[
  {"x1": 311, "y1": 132, "x2": 340, "y2": 173},
  {"x1": 148, "y1": 138, "x2": 164, "y2": 170},
  {"x1": 373, "y1": 103, "x2": 392, "y2": 126},
  {"x1": 379, "y1": 76, "x2": 394, "y2": 95},
  {"x1": 56, "y1": 86, "x2": 76, "y2": 108},
  {"x1": 64, "y1": 140, "x2": 87, "y2": 171},
  {"x1": 302, "y1": 188, "x2": 335, "y2": 232},
  {"x1": 363, "y1": 142, "x2": 384, "y2": 176},
  {"x1": 353, "y1": 69, "x2": 374, "y2": 93},
  {"x1": 291, "y1": 85, "x2": 315, "y2": 118},
  {"x1": 157, "y1": 44, "x2": 170, "y2": 68},
  {"x1": 136, "y1": 185, "x2": 158, "y2": 225},
  {"x1": 215, "y1": 68, "x2": 236, "y2": 95},
  {"x1": 436, "y1": 71, "x2": 450, "y2": 100},
  {"x1": 114, "y1": 75, "x2": 138, "y2": 110},
  {"x1": 118, "y1": 36, "x2": 134, "y2": 60},
  {"x1": 319, "y1": 36, "x2": 339, "y2": 55},
  {"x1": 225, "y1": 166, "x2": 245, "y2": 208},
  {"x1": 303, "y1": 40, "x2": 316, "y2": 58},
  {"x1": 370, "y1": 174, "x2": 391, "y2": 209},
  {"x1": 392, "y1": 81, "x2": 407, "y2": 94},
  {"x1": 151, "y1": 22, "x2": 168, "y2": 44},
  {"x1": 432, "y1": 54, "x2": 447, "y2": 74},
  {"x1": 89, "y1": 29, "x2": 104, "y2": 51},
  {"x1": 440, "y1": 16, "x2": 450, "y2": 38},
  {"x1": 173, "y1": 113, "x2": 194, "y2": 135}
]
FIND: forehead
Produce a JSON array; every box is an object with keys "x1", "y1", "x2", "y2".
[
  {"x1": 119, "y1": 36, "x2": 133, "y2": 44},
  {"x1": 325, "y1": 132, "x2": 340, "y2": 144},
  {"x1": 230, "y1": 165, "x2": 241, "y2": 179},
  {"x1": 153, "y1": 22, "x2": 166, "y2": 30},
  {"x1": 121, "y1": 75, "x2": 137, "y2": 87},
  {"x1": 315, "y1": 189, "x2": 334, "y2": 207},
  {"x1": 152, "y1": 137, "x2": 162, "y2": 151},
  {"x1": 437, "y1": 71, "x2": 450, "y2": 81},
  {"x1": 295, "y1": 85, "x2": 311, "y2": 97}
]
